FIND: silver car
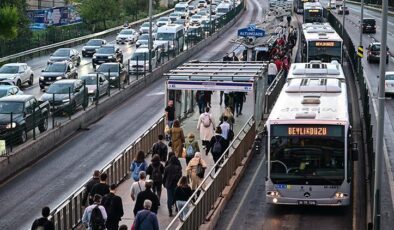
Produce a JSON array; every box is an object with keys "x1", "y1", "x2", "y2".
[{"x1": 79, "y1": 73, "x2": 110, "y2": 98}]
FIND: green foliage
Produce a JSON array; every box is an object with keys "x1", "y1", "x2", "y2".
[
  {"x1": 76, "y1": 0, "x2": 122, "y2": 30},
  {"x1": 0, "y1": 6, "x2": 19, "y2": 40}
]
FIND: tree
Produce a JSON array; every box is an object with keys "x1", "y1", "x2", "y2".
[
  {"x1": 76, "y1": 0, "x2": 121, "y2": 31},
  {"x1": 0, "y1": 6, "x2": 19, "y2": 40}
]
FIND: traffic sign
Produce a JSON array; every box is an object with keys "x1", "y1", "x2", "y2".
[
  {"x1": 357, "y1": 46, "x2": 364, "y2": 58},
  {"x1": 238, "y1": 24, "x2": 265, "y2": 38}
]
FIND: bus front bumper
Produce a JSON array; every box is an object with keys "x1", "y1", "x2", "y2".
[{"x1": 266, "y1": 196, "x2": 350, "y2": 206}]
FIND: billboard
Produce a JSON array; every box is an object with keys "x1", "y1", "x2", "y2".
[{"x1": 27, "y1": 5, "x2": 82, "y2": 30}]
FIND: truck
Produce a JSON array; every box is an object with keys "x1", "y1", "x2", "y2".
[{"x1": 0, "y1": 95, "x2": 49, "y2": 144}]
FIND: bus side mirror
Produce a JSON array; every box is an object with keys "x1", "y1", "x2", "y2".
[{"x1": 352, "y1": 143, "x2": 359, "y2": 161}]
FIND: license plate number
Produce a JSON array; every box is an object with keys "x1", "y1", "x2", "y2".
[{"x1": 297, "y1": 200, "x2": 316, "y2": 205}]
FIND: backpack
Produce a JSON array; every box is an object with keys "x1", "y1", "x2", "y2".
[
  {"x1": 212, "y1": 136, "x2": 223, "y2": 154},
  {"x1": 202, "y1": 113, "x2": 211, "y2": 128},
  {"x1": 153, "y1": 142, "x2": 167, "y2": 159},
  {"x1": 102, "y1": 194, "x2": 114, "y2": 215},
  {"x1": 186, "y1": 143, "x2": 195, "y2": 157},
  {"x1": 132, "y1": 162, "x2": 146, "y2": 181},
  {"x1": 89, "y1": 205, "x2": 105, "y2": 230},
  {"x1": 151, "y1": 164, "x2": 163, "y2": 183},
  {"x1": 227, "y1": 129, "x2": 234, "y2": 141}
]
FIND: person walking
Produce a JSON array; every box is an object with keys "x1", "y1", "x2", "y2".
[
  {"x1": 163, "y1": 155, "x2": 182, "y2": 217},
  {"x1": 82, "y1": 194, "x2": 107, "y2": 230},
  {"x1": 232, "y1": 52, "x2": 239, "y2": 61},
  {"x1": 165, "y1": 100, "x2": 175, "y2": 128},
  {"x1": 184, "y1": 132, "x2": 200, "y2": 165},
  {"x1": 197, "y1": 107, "x2": 215, "y2": 150},
  {"x1": 207, "y1": 127, "x2": 227, "y2": 171},
  {"x1": 130, "y1": 151, "x2": 148, "y2": 182},
  {"x1": 82, "y1": 170, "x2": 100, "y2": 207},
  {"x1": 275, "y1": 57, "x2": 283, "y2": 72},
  {"x1": 101, "y1": 184, "x2": 124, "y2": 230},
  {"x1": 186, "y1": 152, "x2": 207, "y2": 190},
  {"x1": 174, "y1": 176, "x2": 193, "y2": 219},
  {"x1": 169, "y1": 120, "x2": 185, "y2": 158},
  {"x1": 146, "y1": 154, "x2": 165, "y2": 201},
  {"x1": 130, "y1": 171, "x2": 147, "y2": 201},
  {"x1": 196, "y1": 91, "x2": 206, "y2": 114},
  {"x1": 90, "y1": 173, "x2": 110, "y2": 198},
  {"x1": 133, "y1": 181, "x2": 160, "y2": 216},
  {"x1": 223, "y1": 53, "x2": 231, "y2": 61},
  {"x1": 220, "y1": 107, "x2": 235, "y2": 129},
  {"x1": 151, "y1": 134, "x2": 168, "y2": 162},
  {"x1": 133, "y1": 200, "x2": 159, "y2": 230},
  {"x1": 31, "y1": 207, "x2": 55, "y2": 230},
  {"x1": 234, "y1": 92, "x2": 245, "y2": 117},
  {"x1": 204, "y1": 91, "x2": 212, "y2": 108},
  {"x1": 268, "y1": 60, "x2": 278, "y2": 85},
  {"x1": 219, "y1": 116, "x2": 233, "y2": 149}
]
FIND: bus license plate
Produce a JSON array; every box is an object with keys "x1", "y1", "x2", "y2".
[{"x1": 298, "y1": 200, "x2": 316, "y2": 205}]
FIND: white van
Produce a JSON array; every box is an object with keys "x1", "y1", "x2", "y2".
[
  {"x1": 154, "y1": 24, "x2": 185, "y2": 53},
  {"x1": 174, "y1": 2, "x2": 189, "y2": 19},
  {"x1": 216, "y1": 3, "x2": 232, "y2": 17},
  {"x1": 128, "y1": 47, "x2": 159, "y2": 74}
]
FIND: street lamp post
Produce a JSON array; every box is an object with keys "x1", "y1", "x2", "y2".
[
  {"x1": 358, "y1": 0, "x2": 365, "y2": 74},
  {"x1": 148, "y1": 0, "x2": 153, "y2": 72},
  {"x1": 374, "y1": 0, "x2": 389, "y2": 228},
  {"x1": 341, "y1": 0, "x2": 346, "y2": 65},
  {"x1": 209, "y1": 2, "x2": 212, "y2": 34}
]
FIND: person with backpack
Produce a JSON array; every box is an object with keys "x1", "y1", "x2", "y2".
[
  {"x1": 130, "y1": 151, "x2": 148, "y2": 182},
  {"x1": 82, "y1": 170, "x2": 101, "y2": 207},
  {"x1": 184, "y1": 132, "x2": 200, "y2": 165},
  {"x1": 100, "y1": 184, "x2": 123, "y2": 230},
  {"x1": 82, "y1": 194, "x2": 107, "y2": 230},
  {"x1": 174, "y1": 176, "x2": 193, "y2": 219},
  {"x1": 197, "y1": 107, "x2": 215, "y2": 150},
  {"x1": 151, "y1": 134, "x2": 168, "y2": 162},
  {"x1": 186, "y1": 152, "x2": 207, "y2": 190},
  {"x1": 133, "y1": 200, "x2": 159, "y2": 230},
  {"x1": 207, "y1": 127, "x2": 227, "y2": 172},
  {"x1": 90, "y1": 173, "x2": 110, "y2": 198},
  {"x1": 163, "y1": 155, "x2": 182, "y2": 217},
  {"x1": 220, "y1": 107, "x2": 235, "y2": 129},
  {"x1": 31, "y1": 206, "x2": 55, "y2": 230},
  {"x1": 133, "y1": 180, "x2": 160, "y2": 216},
  {"x1": 220, "y1": 116, "x2": 233, "y2": 150},
  {"x1": 169, "y1": 120, "x2": 185, "y2": 158},
  {"x1": 146, "y1": 154, "x2": 165, "y2": 201},
  {"x1": 130, "y1": 171, "x2": 147, "y2": 201}
]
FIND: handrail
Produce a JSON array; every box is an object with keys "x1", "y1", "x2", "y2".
[{"x1": 166, "y1": 115, "x2": 255, "y2": 229}]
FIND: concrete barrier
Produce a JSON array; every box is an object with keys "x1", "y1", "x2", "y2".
[{"x1": 0, "y1": 6, "x2": 245, "y2": 184}]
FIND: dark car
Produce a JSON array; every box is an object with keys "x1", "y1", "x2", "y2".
[
  {"x1": 48, "y1": 48, "x2": 81, "y2": 67},
  {"x1": 92, "y1": 45, "x2": 123, "y2": 69},
  {"x1": 79, "y1": 73, "x2": 110, "y2": 98},
  {"x1": 39, "y1": 62, "x2": 78, "y2": 89},
  {"x1": 362, "y1": 18, "x2": 376, "y2": 33},
  {"x1": 367, "y1": 42, "x2": 389, "y2": 64},
  {"x1": 96, "y1": 63, "x2": 127, "y2": 87},
  {"x1": 40, "y1": 79, "x2": 88, "y2": 113},
  {"x1": 0, "y1": 95, "x2": 49, "y2": 143},
  {"x1": 82, "y1": 39, "x2": 107, "y2": 57}
]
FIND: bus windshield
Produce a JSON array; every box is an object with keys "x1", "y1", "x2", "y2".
[
  {"x1": 156, "y1": 33, "x2": 175, "y2": 41},
  {"x1": 304, "y1": 10, "x2": 323, "y2": 23},
  {"x1": 269, "y1": 125, "x2": 345, "y2": 185},
  {"x1": 307, "y1": 41, "x2": 342, "y2": 62}
]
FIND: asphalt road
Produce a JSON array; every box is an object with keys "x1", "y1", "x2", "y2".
[{"x1": 0, "y1": 0, "x2": 251, "y2": 229}]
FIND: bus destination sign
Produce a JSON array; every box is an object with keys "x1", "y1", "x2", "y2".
[
  {"x1": 288, "y1": 127, "x2": 327, "y2": 136},
  {"x1": 315, "y1": 41, "x2": 336, "y2": 47},
  {"x1": 271, "y1": 125, "x2": 344, "y2": 137}
]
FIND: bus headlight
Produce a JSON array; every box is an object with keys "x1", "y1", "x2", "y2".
[
  {"x1": 273, "y1": 198, "x2": 278, "y2": 203},
  {"x1": 335, "y1": 192, "x2": 347, "y2": 198},
  {"x1": 267, "y1": 191, "x2": 280, "y2": 197},
  {"x1": 6, "y1": 122, "x2": 16, "y2": 129}
]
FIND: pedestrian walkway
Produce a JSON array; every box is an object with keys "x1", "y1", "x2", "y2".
[{"x1": 115, "y1": 90, "x2": 254, "y2": 228}]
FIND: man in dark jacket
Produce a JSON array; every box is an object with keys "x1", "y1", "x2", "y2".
[
  {"x1": 207, "y1": 127, "x2": 227, "y2": 172},
  {"x1": 163, "y1": 155, "x2": 182, "y2": 216},
  {"x1": 133, "y1": 180, "x2": 160, "y2": 216},
  {"x1": 152, "y1": 134, "x2": 168, "y2": 162},
  {"x1": 223, "y1": 53, "x2": 231, "y2": 61},
  {"x1": 91, "y1": 173, "x2": 110, "y2": 197},
  {"x1": 101, "y1": 184, "x2": 124, "y2": 230},
  {"x1": 82, "y1": 170, "x2": 100, "y2": 206},
  {"x1": 31, "y1": 206, "x2": 55, "y2": 230}
]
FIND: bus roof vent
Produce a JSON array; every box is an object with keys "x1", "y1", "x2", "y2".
[
  {"x1": 295, "y1": 112, "x2": 316, "y2": 119},
  {"x1": 302, "y1": 95, "x2": 321, "y2": 104},
  {"x1": 285, "y1": 78, "x2": 342, "y2": 93}
]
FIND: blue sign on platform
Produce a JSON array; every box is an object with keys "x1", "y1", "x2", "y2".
[{"x1": 238, "y1": 24, "x2": 265, "y2": 38}]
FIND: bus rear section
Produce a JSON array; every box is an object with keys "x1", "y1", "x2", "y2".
[
  {"x1": 265, "y1": 61, "x2": 352, "y2": 206},
  {"x1": 303, "y1": 2, "x2": 323, "y2": 23}
]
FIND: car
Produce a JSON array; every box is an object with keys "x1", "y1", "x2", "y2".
[
  {"x1": 190, "y1": 15, "x2": 203, "y2": 25},
  {"x1": 79, "y1": 73, "x2": 110, "y2": 98},
  {"x1": 96, "y1": 63, "x2": 128, "y2": 87},
  {"x1": 384, "y1": 71, "x2": 394, "y2": 97},
  {"x1": 174, "y1": 19, "x2": 188, "y2": 30},
  {"x1": 337, "y1": 6, "x2": 349, "y2": 15},
  {"x1": 82, "y1": 39, "x2": 107, "y2": 57},
  {"x1": 197, "y1": 0, "x2": 207, "y2": 8},
  {"x1": 0, "y1": 85, "x2": 23, "y2": 98},
  {"x1": 186, "y1": 25, "x2": 203, "y2": 40},
  {"x1": 362, "y1": 18, "x2": 376, "y2": 33},
  {"x1": 92, "y1": 45, "x2": 123, "y2": 69},
  {"x1": 136, "y1": 33, "x2": 155, "y2": 48},
  {"x1": 0, "y1": 95, "x2": 49, "y2": 143},
  {"x1": 39, "y1": 62, "x2": 78, "y2": 89},
  {"x1": 116, "y1": 29, "x2": 139, "y2": 44},
  {"x1": 188, "y1": 5, "x2": 197, "y2": 16},
  {"x1": 139, "y1": 22, "x2": 157, "y2": 34},
  {"x1": 367, "y1": 42, "x2": 389, "y2": 64},
  {"x1": 129, "y1": 48, "x2": 160, "y2": 74},
  {"x1": 48, "y1": 48, "x2": 81, "y2": 67},
  {"x1": 174, "y1": 2, "x2": 189, "y2": 19},
  {"x1": 0, "y1": 63, "x2": 34, "y2": 88},
  {"x1": 169, "y1": 12, "x2": 182, "y2": 23},
  {"x1": 156, "y1": 17, "x2": 171, "y2": 27},
  {"x1": 40, "y1": 79, "x2": 88, "y2": 113}
]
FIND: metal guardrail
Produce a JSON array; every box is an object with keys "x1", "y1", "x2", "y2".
[
  {"x1": 0, "y1": 9, "x2": 175, "y2": 64},
  {"x1": 166, "y1": 116, "x2": 256, "y2": 230},
  {"x1": 264, "y1": 69, "x2": 286, "y2": 114},
  {"x1": 48, "y1": 116, "x2": 165, "y2": 229}
]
